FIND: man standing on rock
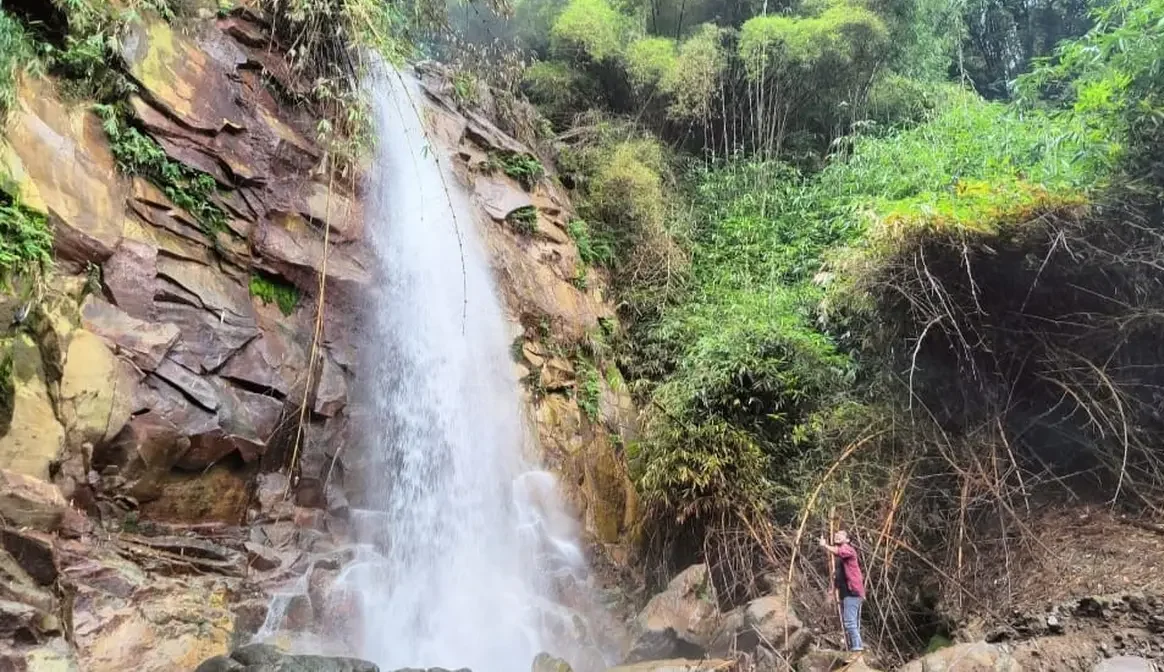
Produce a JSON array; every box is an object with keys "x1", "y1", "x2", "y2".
[{"x1": 819, "y1": 530, "x2": 866, "y2": 659}]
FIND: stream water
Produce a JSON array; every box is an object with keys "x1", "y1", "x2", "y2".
[{"x1": 330, "y1": 68, "x2": 592, "y2": 672}]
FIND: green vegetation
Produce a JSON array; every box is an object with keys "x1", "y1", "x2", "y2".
[
  {"x1": 441, "y1": 0, "x2": 1164, "y2": 651},
  {"x1": 506, "y1": 205, "x2": 539, "y2": 234},
  {"x1": 93, "y1": 105, "x2": 228, "y2": 237},
  {"x1": 487, "y1": 151, "x2": 545, "y2": 190},
  {"x1": 566, "y1": 219, "x2": 614, "y2": 267},
  {"x1": 0, "y1": 12, "x2": 40, "y2": 117},
  {"x1": 574, "y1": 356, "x2": 602, "y2": 420},
  {"x1": 0, "y1": 193, "x2": 53, "y2": 282},
  {"x1": 248, "y1": 273, "x2": 300, "y2": 316}
]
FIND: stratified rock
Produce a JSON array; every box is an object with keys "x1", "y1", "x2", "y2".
[
  {"x1": 898, "y1": 642, "x2": 1020, "y2": 671},
  {"x1": 81, "y1": 296, "x2": 179, "y2": 371},
  {"x1": 0, "y1": 77, "x2": 127, "y2": 266},
  {"x1": 0, "y1": 470, "x2": 69, "y2": 531},
  {"x1": 254, "y1": 211, "x2": 371, "y2": 296},
  {"x1": 197, "y1": 643, "x2": 380, "y2": 672},
  {"x1": 119, "y1": 19, "x2": 247, "y2": 134},
  {"x1": 103, "y1": 239, "x2": 159, "y2": 320},
  {"x1": 0, "y1": 336, "x2": 65, "y2": 479},
  {"x1": 59, "y1": 537, "x2": 238, "y2": 671}
]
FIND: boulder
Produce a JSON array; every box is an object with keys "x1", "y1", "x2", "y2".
[
  {"x1": 739, "y1": 593, "x2": 808, "y2": 656},
  {"x1": 195, "y1": 643, "x2": 379, "y2": 672},
  {"x1": 0, "y1": 470, "x2": 69, "y2": 531},
  {"x1": 627, "y1": 565, "x2": 726, "y2": 662},
  {"x1": 57, "y1": 329, "x2": 135, "y2": 449},
  {"x1": 533, "y1": 653, "x2": 574, "y2": 672},
  {"x1": 898, "y1": 643, "x2": 1020, "y2": 672},
  {"x1": 0, "y1": 336, "x2": 65, "y2": 479}
]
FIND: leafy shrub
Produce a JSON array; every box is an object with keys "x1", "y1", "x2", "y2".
[
  {"x1": 94, "y1": 105, "x2": 228, "y2": 237},
  {"x1": 567, "y1": 218, "x2": 615, "y2": 266},
  {"x1": 507, "y1": 205, "x2": 539, "y2": 234},
  {"x1": 487, "y1": 151, "x2": 545, "y2": 190},
  {"x1": 660, "y1": 24, "x2": 727, "y2": 122},
  {"x1": 550, "y1": 0, "x2": 630, "y2": 62},
  {"x1": 574, "y1": 356, "x2": 602, "y2": 420},
  {"x1": 625, "y1": 36, "x2": 678, "y2": 88},
  {"x1": 0, "y1": 192, "x2": 53, "y2": 282},
  {"x1": 249, "y1": 273, "x2": 299, "y2": 316},
  {"x1": 0, "y1": 11, "x2": 40, "y2": 117}
]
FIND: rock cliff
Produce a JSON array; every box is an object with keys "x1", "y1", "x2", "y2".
[{"x1": 0, "y1": 7, "x2": 638, "y2": 671}]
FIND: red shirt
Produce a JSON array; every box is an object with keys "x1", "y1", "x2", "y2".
[{"x1": 835, "y1": 543, "x2": 866, "y2": 598}]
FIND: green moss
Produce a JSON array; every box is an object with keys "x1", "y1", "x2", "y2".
[
  {"x1": 507, "y1": 206, "x2": 539, "y2": 235},
  {"x1": 248, "y1": 274, "x2": 299, "y2": 316}
]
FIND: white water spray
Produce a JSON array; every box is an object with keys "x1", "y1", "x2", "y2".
[{"x1": 336, "y1": 67, "x2": 590, "y2": 672}]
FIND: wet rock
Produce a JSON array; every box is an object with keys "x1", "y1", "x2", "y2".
[
  {"x1": 254, "y1": 212, "x2": 371, "y2": 296},
  {"x1": 0, "y1": 528, "x2": 58, "y2": 585},
  {"x1": 203, "y1": 642, "x2": 380, "y2": 672},
  {"x1": 120, "y1": 19, "x2": 247, "y2": 134},
  {"x1": 220, "y1": 336, "x2": 292, "y2": 398},
  {"x1": 139, "y1": 462, "x2": 251, "y2": 525},
  {"x1": 314, "y1": 353, "x2": 348, "y2": 417},
  {"x1": 475, "y1": 172, "x2": 535, "y2": 221},
  {"x1": 0, "y1": 470, "x2": 69, "y2": 532},
  {"x1": 244, "y1": 541, "x2": 284, "y2": 572},
  {"x1": 154, "y1": 300, "x2": 261, "y2": 374},
  {"x1": 0, "y1": 336, "x2": 65, "y2": 479},
  {"x1": 533, "y1": 653, "x2": 574, "y2": 672},
  {"x1": 0, "y1": 640, "x2": 79, "y2": 671}
]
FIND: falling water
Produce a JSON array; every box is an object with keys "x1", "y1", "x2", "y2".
[{"x1": 336, "y1": 66, "x2": 592, "y2": 672}]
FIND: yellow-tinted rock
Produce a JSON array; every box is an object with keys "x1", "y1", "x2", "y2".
[
  {"x1": 0, "y1": 335, "x2": 65, "y2": 479},
  {"x1": 119, "y1": 19, "x2": 245, "y2": 133},
  {"x1": 0, "y1": 78, "x2": 128, "y2": 265},
  {"x1": 57, "y1": 330, "x2": 134, "y2": 448}
]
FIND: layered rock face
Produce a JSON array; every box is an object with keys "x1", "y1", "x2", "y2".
[
  {"x1": 0, "y1": 14, "x2": 364, "y2": 523},
  {"x1": 0, "y1": 8, "x2": 641, "y2": 672}
]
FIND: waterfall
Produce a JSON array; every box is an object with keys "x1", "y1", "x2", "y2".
[{"x1": 336, "y1": 67, "x2": 591, "y2": 672}]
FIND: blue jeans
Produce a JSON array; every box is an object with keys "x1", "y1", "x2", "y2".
[{"x1": 842, "y1": 596, "x2": 864, "y2": 651}]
